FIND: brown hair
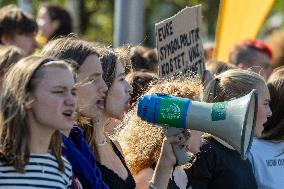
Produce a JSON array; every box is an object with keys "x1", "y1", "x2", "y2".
[
  {"x1": 41, "y1": 35, "x2": 99, "y2": 67},
  {"x1": 205, "y1": 60, "x2": 237, "y2": 76},
  {"x1": 130, "y1": 45, "x2": 158, "y2": 73},
  {"x1": 0, "y1": 5, "x2": 38, "y2": 43},
  {"x1": 0, "y1": 45, "x2": 25, "y2": 76},
  {"x1": 41, "y1": 36, "x2": 100, "y2": 157},
  {"x1": 0, "y1": 56, "x2": 74, "y2": 173},
  {"x1": 117, "y1": 76, "x2": 202, "y2": 175},
  {"x1": 125, "y1": 71, "x2": 158, "y2": 107},
  {"x1": 97, "y1": 47, "x2": 118, "y2": 89},
  {"x1": 262, "y1": 67, "x2": 284, "y2": 141},
  {"x1": 40, "y1": 3, "x2": 73, "y2": 40}
]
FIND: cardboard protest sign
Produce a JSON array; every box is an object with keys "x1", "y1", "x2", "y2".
[{"x1": 156, "y1": 5, "x2": 205, "y2": 78}]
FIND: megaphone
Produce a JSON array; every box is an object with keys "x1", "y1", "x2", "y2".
[{"x1": 137, "y1": 89, "x2": 258, "y2": 165}]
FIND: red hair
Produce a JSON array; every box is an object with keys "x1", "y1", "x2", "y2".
[{"x1": 230, "y1": 39, "x2": 273, "y2": 60}]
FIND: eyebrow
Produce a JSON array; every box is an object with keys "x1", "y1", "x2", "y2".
[
  {"x1": 89, "y1": 72, "x2": 102, "y2": 78},
  {"x1": 52, "y1": 86, "x2": 75, "y2": 90}
]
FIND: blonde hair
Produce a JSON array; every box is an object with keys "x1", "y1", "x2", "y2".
[
  {"x1": 204, "y1": 69, "x2": 266, "y2": 103},
  {"x1": 205, "y1": 60, "x2": 237, "y2": 76},
  {"x1": 0, "y1": 56, "x2": 74, "y2": 173},
  {"x1": 117, "y1": 76, "x2": 202, "y2": 175}
]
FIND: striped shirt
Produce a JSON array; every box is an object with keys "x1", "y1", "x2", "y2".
[{"x1": 0, "y1": 153, "x2": 72, "y2": 189}]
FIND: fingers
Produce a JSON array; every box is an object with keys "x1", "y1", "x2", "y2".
[
  {"x1": 164, "y1": 135, "x2": 181, "y2": 144},
  {"x1": 164, "y1": 128, "x2": 192, "y2": 152},
  {"x1": 183, "y1": 129, "x2": 191, "y2": 140},
  {"x1": 165, "y1": 133, "x2": 189, "y2": 151}
]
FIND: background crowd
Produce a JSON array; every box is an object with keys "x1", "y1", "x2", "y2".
[{"x1": 0, "y1": 2, "x2": 283, "y2": 189}]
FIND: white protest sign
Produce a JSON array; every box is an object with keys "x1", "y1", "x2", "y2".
[{"x1": 156, "y1": 5, "x2": 205, "y2": 78}]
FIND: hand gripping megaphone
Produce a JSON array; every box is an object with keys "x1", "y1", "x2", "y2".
[{"x1": 137, "y1": 89, "x2": 258, "y2": 165}]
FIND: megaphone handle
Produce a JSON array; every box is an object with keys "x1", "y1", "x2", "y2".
[{"x1": 165, "y1": 127, "x2": 192, "y2": 165}]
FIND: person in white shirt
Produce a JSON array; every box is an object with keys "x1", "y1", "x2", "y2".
[{"x1": 248, "y1": 66, "x2": 284, "y2": 189}]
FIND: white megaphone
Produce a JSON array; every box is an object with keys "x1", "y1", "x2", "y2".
[{"x1": 137, "y1": 89, "x2": 258, "y2": 165}]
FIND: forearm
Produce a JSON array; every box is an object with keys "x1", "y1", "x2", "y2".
[{"x1": 150, "y1": 158, "x2": 173, "y2": 189}]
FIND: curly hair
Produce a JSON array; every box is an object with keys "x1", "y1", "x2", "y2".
[{"x1": 117, "y1": 76, "x2": 202, "y2": 175}]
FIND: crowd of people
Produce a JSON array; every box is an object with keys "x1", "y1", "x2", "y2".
[{"x1": 0, "y1": 3, "x2": 283, "y2": 189}]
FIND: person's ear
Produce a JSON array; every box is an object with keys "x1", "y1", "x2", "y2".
[{"x1": 24, "y1": 93, "x2": 35, "y2": 109}]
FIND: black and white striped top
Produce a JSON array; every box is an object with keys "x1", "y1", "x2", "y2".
[{"x1": 0, "y1": 153, "x2": 72, "y2": 189}]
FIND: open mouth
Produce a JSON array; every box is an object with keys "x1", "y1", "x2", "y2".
[{"x1": 62, "y1": 110, "x2": 74, "y2": 118}]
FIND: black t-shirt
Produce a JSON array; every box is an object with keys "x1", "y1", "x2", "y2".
[
  {"x1": 96, "y1": 140, "x2": 136, "y2": 189},
  {"x1": 185, "y1": 138, "x2": 257, "y2": 189},
  {"x1": 150, "y1": 164, "x2": 191, "y2": 189}
]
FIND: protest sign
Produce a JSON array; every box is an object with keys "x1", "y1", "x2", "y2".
[{"x1": 156, "y1": 5, "x2": 205, "y2": 78}]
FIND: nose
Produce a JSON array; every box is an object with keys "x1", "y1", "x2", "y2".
[
  {"x1": 65, "y1": 94, "x2": 76, "y2": 107},
  {"x1": 99, "y1": 79, "x2": 108, "y2": 94},
  {"x1": 267, "y1": 106, "x2": 272, "y2": 118}
]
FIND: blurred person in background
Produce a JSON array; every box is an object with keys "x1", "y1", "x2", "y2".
[
  {"x1": 125, "y1": 71, "x2": 158, "y2": 109},
  {"x1": 203, "y1": 42, "x2": 215, "y2": 61},
  {"x1": 229, "y1": 39, "x2": 273, "y2": 80},
  {"x1": 36, "y1": 3, "x2": 73, "y2": 47},
  {"x1": 0, "y1": 5, "x2": 38, "y2": 55},
  {"x1": 265, "y1": 30, "x2": 284, "y2": 69},
  {"x1": 130, "y1": 45, "x2": 159, "y2": 74}
]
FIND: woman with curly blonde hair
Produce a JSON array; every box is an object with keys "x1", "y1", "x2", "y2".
[{"x1": 117, "y1": 76, "x2": 203, "y2": 189}]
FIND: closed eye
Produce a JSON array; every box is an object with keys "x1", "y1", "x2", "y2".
[
  {"x1": 52, "y1": 91, "x2": 64, "y2": 94},
  {"x1": 71, "y1": 89, "x2": 77, "y2": 96}
]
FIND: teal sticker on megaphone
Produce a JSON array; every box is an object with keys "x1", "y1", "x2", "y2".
[{"x1": 211, "y1": 102, "x2": 228, "y2": 121}]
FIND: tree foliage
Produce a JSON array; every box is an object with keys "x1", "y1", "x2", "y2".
[{"x1": 1, "y1": 0, "x2": 281, "y2": 46}]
